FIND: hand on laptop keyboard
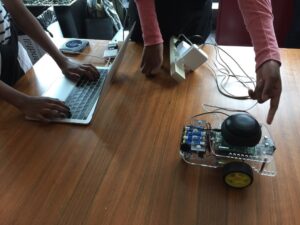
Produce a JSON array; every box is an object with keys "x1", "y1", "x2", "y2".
[
  {"x1": 20, "y1": 96, "x2": 71, "y2": 122},
  {"x1": 64, "y1": 71, "x2": 106, "y2": 120},
  {"x1": 59, "y1": 58, "x2": 99, "y2": 81}
]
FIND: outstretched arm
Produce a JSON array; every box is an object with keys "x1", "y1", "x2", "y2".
[
  {"x1": 238, "y1": 0, "x2": 282, "y2": 124},
  {"x1": 0, "y1": 0, "x2": 99, "y2": 121},
  {"x1": 2, "y1": 0, "x2": 99, "y2": 80}
]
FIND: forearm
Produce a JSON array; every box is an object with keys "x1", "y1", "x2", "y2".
[
  {"x1": 238, "y1": 0, "x2": 281, "y2": 69},
  {"x1": 134, "y1": 0, "x2": 163, "y2": 45},
  {"x1": 0, "y1": 81, "x2": 27, "y2": 109},
  {"x1": 2, "y1": 0, "x2": 67, "y2": 67}
]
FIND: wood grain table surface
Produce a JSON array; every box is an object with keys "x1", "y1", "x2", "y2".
[{"x1": 0, "y1": 39, "x2": 300, "y2": 225}]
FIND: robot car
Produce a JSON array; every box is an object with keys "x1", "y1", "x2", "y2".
[{"x1": 180, "y1": 113, "x2": 276, "y2": 188}]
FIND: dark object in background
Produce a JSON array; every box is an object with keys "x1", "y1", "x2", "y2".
[
  {"x1": 285, "y1": 0, "x2": 300, "y2": 48},
  {"x1": 25, "y1": 0, "x2": 114, "y2": 39},
  {"x1": 24, "y1": 0, "x2": 87, "y2": 38},
  {"x1": 36, "y1": 7, "x2": 57, "y2": 37},
  {"x1": 128, "y1": 0, "x2": 212, "y2": 45},
  {"x1": 54, "y1": 0, "x2": 87, "y2": 38},
  {"x1": 216, "y1": 0, "x2": 294, "y2": 48},
  {"x1": 85, "y1": 17, "x2": 114, "y2": 40}
]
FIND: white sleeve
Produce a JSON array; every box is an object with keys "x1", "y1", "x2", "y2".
[{"x1": 17, "y1": 42, "x2": 33, "y2": 73}]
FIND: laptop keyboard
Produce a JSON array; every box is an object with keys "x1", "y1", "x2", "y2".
[{"x1": 65, "y1": 69, "x2": 108, "y2": 120}]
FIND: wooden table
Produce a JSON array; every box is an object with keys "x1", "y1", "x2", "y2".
[{"x1": 1, "y1": 40, "x2": 300, "y2": 225}]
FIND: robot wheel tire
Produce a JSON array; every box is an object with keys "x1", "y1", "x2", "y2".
[{"x1": 223, "y1": 161, "x2": 253, "y2": 188}]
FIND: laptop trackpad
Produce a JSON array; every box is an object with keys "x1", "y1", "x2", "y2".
[{"x1": 42, "y1": 76, "x2": 75, "y2": 101}]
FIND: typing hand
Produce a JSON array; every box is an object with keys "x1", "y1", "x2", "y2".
[
  {"x1": 20, "y1": 96, "x2": 71, "y2": 122},
  {"x1": 60, "y1": 58, "x2": 99, "y2": 81},
  {"x1": 248, "y1": 60, "x2": 282, "y2": 124},
  {"x1": 141, "y1": 43, "x2": 163, "y2": 76}
]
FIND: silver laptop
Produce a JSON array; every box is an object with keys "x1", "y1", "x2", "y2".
[{"x1": 36, "y1": 25, "x2": 134, "y2": 125}]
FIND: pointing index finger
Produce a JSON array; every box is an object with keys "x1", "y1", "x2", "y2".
[{"x1": 267, "y1": 94, "x2": 280, "y2": 124}]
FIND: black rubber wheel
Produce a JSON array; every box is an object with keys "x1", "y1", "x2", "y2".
[{"x1": 223, "y1": 161, "x2": 253, "y2": 188}]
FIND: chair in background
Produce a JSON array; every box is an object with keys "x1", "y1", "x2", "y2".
[{"x1": 215, "y1": 0, "x2": 294, "y2": 47}]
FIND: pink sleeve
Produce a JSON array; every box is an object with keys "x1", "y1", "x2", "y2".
[
  {"x1": 238, "y1": 0, "x2": 281, "y2": 70},
  {"x1": 134, "y1": 0, "x2": 163, "y2": 46}
]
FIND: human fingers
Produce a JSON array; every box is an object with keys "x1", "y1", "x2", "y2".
[
  {"x1": 141, "y1": 49, "x2": 145, "y2": 68},
  {"x1": 140, "y1": 56, "x2": 154, "y2": 75},
  {"x1": 250, "y1": 79, "x2": 265, "y2": 103},
  {"x1": 65, "y1": 71, "x2": 81, "y2": 81},
  {"x1": 83, "y1": 64, "x2": 99, "y2": 74},
  {"x1": 140, "y1": 55, "x2": 161, "y2": 76},
  {"x1": 141, "y1": 64, "x2": 153, "y2": 76},
  {"x1": 151, "y1": 66, "x2": 160, "y2": 74},
  {"x1": 261, "y1": 75, "x2": 274, "y2": 101},
  {"x1": 35, "y1": 114, "x2": 51, "y2": 123},
  {"x1": 141, "y1": 50, "x2": 151, "y2": 75},
  {"x1": 71, "y1": 67, "x2": 95, "y2": 80},
  {"x1": 47, "y1": 98, "x2": 68, "y2": 108},
  {"x1": 248, "y1": 89, "x2": 255, "y2": 99},
  {"x1": 140, "y1": 44, "x2": 163, "y2": 76},
  {"x1": 266, "y1": 93, "x2": 280, "y2": 124},
  {"x1": 41, "y1": 101, "x2": 71, "y2": 119},
  {"x1": 48, "y1": 103, "x2": 70, "y2": 115},
  {"x1": 81, "y1": 64, "x2": 99, "y2": 80},
  {"x1": 46, "y1": 99, "x2": 71, "y2": 117},
  {"x1": 41, "y1": 108, "x2": 68, "y2": 119}
]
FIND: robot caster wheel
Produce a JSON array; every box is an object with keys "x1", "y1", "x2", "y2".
[{"x1": 223, "y1": 162, "x2": 253, "y2": 188}]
